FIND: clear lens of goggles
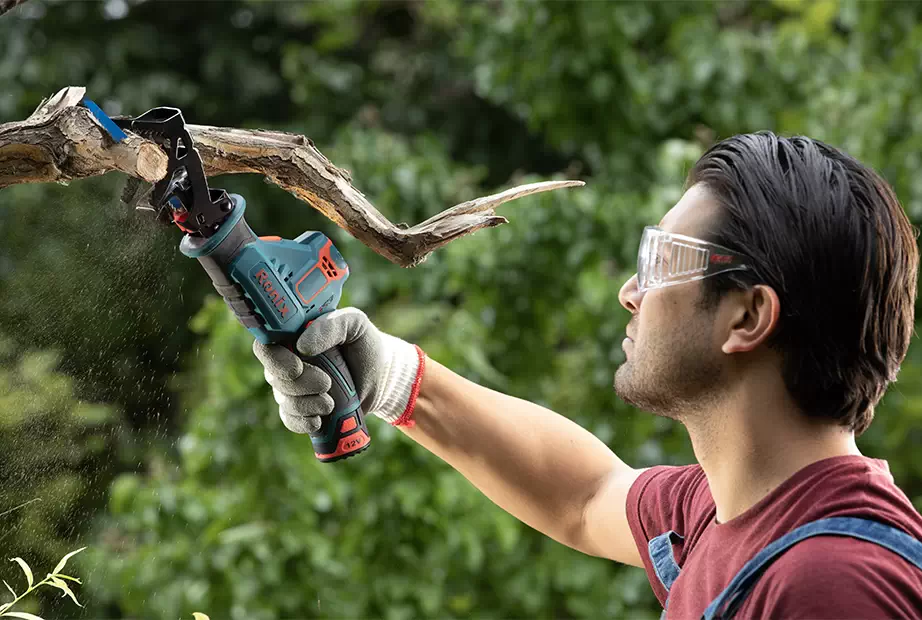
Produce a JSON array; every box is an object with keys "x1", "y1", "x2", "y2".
[{"x1": 637, "y1": 227, "x2": 748, "y2": 292}]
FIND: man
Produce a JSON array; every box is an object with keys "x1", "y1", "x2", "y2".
[{"x1": 254, "y1": 132, "x2": 922, "y2": 617}]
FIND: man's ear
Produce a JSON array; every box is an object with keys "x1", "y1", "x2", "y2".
[{"x1": 721, "y1": 284, "x2": 781, "y2": 354}]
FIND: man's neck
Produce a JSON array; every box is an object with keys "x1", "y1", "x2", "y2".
[{"x1": 685, "y1": 372, "x2": 861, "y2": 524}]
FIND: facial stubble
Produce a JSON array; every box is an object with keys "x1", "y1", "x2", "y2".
[{"x1": 614, "y1": 314, "x2": 724, "y2": 421}]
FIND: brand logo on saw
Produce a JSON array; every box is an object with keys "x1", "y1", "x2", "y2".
[{"x1": 254, "y1": 269, "x2": 291, "y2": 319}]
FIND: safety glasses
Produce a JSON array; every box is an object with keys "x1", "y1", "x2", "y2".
[{"x1": 637, "y1": 226, "x2": 752, "y2": 293}]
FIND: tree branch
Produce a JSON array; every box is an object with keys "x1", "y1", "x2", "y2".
[
  {"x1": 0, "y1": 87, "x2": 584, "y2": 267},
  {"x1": 0, "y1": 0, "x2": 32, "y2": 18},
  {"x1": 0, "y1": 87, "x2": 167, "y2": 187}
]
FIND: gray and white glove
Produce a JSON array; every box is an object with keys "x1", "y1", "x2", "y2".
[{"x1": 252, "y1": 307, "x2": 424, "y2": 434}]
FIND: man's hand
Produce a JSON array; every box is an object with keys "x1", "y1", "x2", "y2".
[{"x1": 252, "y1": 307, "x2": 423, "y2": 433}]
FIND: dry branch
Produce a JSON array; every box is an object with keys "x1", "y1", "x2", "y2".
[{"x1": 0, "y1": 87, "x2": 584, "y2": 266}]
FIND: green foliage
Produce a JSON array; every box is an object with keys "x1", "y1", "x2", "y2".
[
  {"x1": 0, "y1": 337, "x2": 112, "y2": 616},
  {"x1": 1, "y1": 0, "x2": 922, "y2": 617}
]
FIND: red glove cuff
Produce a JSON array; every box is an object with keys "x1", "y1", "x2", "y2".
[{"x1": 390, "y1": 345, "x2": 426, "y2": 428}]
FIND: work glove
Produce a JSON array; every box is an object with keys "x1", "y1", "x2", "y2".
[{"x1": 252, "y1": 307, "x2": 425, "y2": 434}]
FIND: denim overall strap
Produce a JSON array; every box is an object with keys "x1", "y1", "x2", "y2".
[
  {"x1": 649, "y1": 530, "x2": 685, "y2": 592},
  {"x1": 702, "y1": 517, "x2": 922, "y2": 620}
]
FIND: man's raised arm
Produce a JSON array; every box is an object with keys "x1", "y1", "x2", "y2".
[
  {"x1": 406, "y1": 357, "x2": 645, "y2": 566},
  {"x1": 253, "y1": 307, "x2": 645, "y2": 567}
]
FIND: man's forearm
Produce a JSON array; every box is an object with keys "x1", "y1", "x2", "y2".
[{"x1": 400, "y1": 356, "x2": 631, "y2": 552}]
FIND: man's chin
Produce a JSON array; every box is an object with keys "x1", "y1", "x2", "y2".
[{"x1": 613, "y1": 369, "x2": 680, "y2": 419}]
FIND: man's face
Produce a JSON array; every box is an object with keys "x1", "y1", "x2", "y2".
[{"x1": 613, "y1": 184, "x2": 727, "y2": 419}]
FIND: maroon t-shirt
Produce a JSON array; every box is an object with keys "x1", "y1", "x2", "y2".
[{"x1": 627, "y1": 455, "x2": 922, "y2": 618}]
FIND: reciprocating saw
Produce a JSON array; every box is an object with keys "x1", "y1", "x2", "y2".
[{"x1": 106, "y1": 105, "x2": 369, "y2": 463}]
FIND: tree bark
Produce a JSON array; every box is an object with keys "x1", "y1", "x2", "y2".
[{"x1": 0, "y1": 87, "x2": 584, "y2": 267}]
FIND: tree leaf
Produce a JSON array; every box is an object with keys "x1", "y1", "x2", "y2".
[
  {"x1": 192, "y1": 614, "x2": 211, "y2": 620},
  {"x1": 3, "y1": 612, "x2": 46, "y2": 620},
  {"x1": 54, "y1": 574, "x2": 81, "y2": 584},
  {"x1": 9, "y1": 558, "x2": 32, "y2": 589},
  {"x1": 47, "y1": 576, "x2": 82, "y2": 608},
  {"x1": 2, "y1": 579, "x2": 14, "y2": 598},
  {"x1": 51, "y1": 547, "x2": 86, "y2": 577}
]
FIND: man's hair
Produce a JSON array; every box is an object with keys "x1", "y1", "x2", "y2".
[{"x1": 688, "y1": 132, "x2": 919, "y2": 435}]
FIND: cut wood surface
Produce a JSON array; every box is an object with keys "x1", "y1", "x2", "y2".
[{"x1": 0, "y1": 87, "x2": 584, "y2": 267}]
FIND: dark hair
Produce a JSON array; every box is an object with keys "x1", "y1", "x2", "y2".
[{"x1": 688, "y1": 132, "x2": 919, "y2": 435}]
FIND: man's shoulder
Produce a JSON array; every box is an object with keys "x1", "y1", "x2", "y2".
[
  {"x1": 628, "y1": 463, "x2": 713, "y2": 539},
  {"x1": 741, "y1": 535, "x2": 922, "y2": 618},
  {"x1": 631, "y1": 463, "x2": 710, "y2": 514}
]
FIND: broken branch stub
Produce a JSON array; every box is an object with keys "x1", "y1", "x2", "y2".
[{"x1": 0, "y1": 87, "x2": 585, "y2": 267}]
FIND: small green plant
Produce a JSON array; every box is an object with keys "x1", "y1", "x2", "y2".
[{"x1": 0, "y1": 547, "x2": 85, "y2": 619}]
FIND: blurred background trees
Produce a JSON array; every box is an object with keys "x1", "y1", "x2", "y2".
[{"x1": 1, "y1": 0, "x2": 921, "y2": 617}]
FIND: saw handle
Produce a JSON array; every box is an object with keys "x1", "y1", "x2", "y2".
[{"x1": 295, "y1": 344, "x2": 371, "y2": 463}]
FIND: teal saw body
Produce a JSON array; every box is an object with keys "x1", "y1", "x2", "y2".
[{"x1": 179, "y1": 194, "x2": 349, "y2": 346}]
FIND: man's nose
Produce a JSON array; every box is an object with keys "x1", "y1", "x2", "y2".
[{"x1": 619, "y1": 274, "x2": 644, "y2": 313}]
